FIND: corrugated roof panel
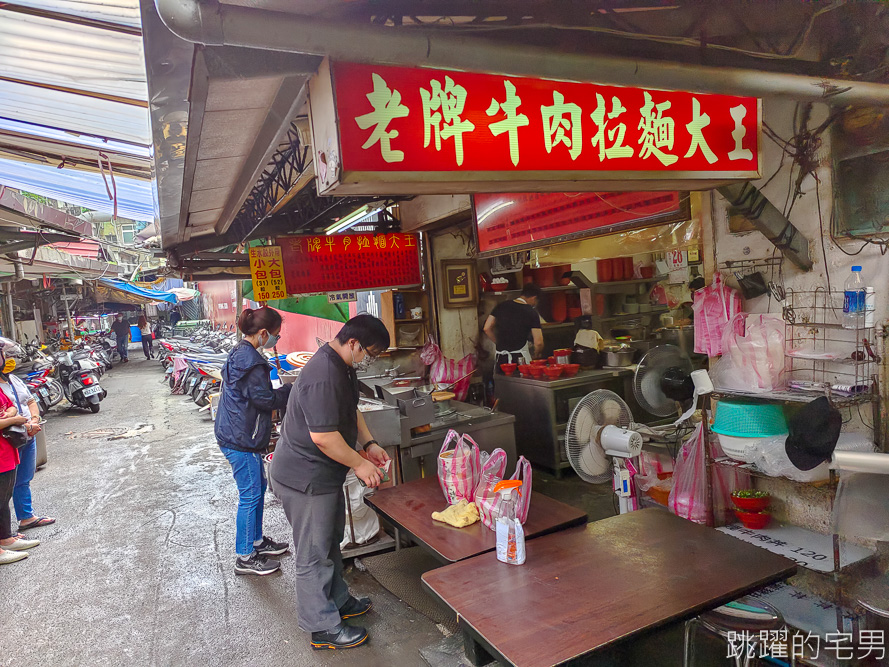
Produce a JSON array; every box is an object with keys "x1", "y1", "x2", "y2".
[
  {"x1": 6, "y1": 0, "x2": 142, "y2": 29},
  {"x1": 52, "y1": 240, "x2": 101, "y2": 259},
  {"x1": 0, "y1": 9, "x2": 147, "y2": 101},
  {"x1": 0, "y1": 80, "x2": 150, "y2": 145},
  {"x1": 0, "y1": 158, "x2": 155, "y2": 221}
]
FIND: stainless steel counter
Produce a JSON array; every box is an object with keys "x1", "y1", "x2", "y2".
[
  {"x1": 399, "y1": 400, "x2": 517, "y2": 483},
  {"x1": 495, "y1": 368, "x2": 635, "y2": 476}
]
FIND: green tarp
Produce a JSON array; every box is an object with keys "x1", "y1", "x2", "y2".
[{"x1": 242, "y1": 281, "x2": 350, "y2": 323}]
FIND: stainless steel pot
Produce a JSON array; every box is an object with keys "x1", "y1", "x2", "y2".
[
  {"x1": 656, "y1": 325, "x2": 695, "y2": 355},
  {"x1": 602, "y1": 346, "x2": 636, "y2": 367}
]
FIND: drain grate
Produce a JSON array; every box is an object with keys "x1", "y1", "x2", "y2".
[{"x1": 68, "y1": 428, "x2": 128, "y2": 440}]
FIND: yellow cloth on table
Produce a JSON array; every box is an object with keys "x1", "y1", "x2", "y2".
[{"x1": 432, "y1": 499, "x2": 480, "y2": 528}]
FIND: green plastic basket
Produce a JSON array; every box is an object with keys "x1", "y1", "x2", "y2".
[{"x1": 711, "y1": 401, "x2": 788, "y2": 438}]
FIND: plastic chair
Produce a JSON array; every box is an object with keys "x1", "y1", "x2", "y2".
[{"x1": 683, "y1": 597, "x2": 792, "y2": 667}]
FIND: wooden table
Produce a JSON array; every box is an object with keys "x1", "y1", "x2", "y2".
[
  {"x1": 422, "y1": 509, "x2": 797, "y2": 667},
  {"x1": 364, "y1": 476, "x2": 587, "y2": 564}
]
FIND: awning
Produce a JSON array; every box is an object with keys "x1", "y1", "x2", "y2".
[
  {"x1": 0, "y1": 1, "x2": 153, "y2": 220},
  {"x1": 51, "y1": 240, "x2": 101, "y2": 260},
  {"x1": 95, "y1": 278, "x2": 179, "y2": 305}
]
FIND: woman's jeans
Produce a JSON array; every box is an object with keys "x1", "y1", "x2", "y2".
[
  {"x1": 220, "y1": 447, "x2": 266, "y2": 556},
  {"x1": 0, "y1": 468, "x2": 16, "y2": 540},
  {"x1": 142, "y1": 337, "x2": 153, "y2": 359},
  {"x1": 13, "y1": 437, "x2": 36, "y2": 521}
]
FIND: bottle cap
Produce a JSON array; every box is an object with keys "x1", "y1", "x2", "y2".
[{"x1": 853, "y1": 266, "x2": 862, "y2": 271}]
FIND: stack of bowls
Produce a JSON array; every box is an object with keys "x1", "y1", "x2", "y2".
[{"x1": 711, "y1": 401, "x2": 788, "y2": 463}]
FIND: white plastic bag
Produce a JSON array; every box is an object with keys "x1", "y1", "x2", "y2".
[
  {"x1": 341, "y1": 470, "x2": 380, "y2": 549},
  {"x1": 751, "y1": 433, "x2": 875, "y2": 482},
  {"x1": 710, "y1": 313, "x2": 785, "y2": 393}
]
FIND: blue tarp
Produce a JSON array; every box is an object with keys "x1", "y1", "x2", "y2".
[{"x1": 98, "y1": 278, "x2": 178, "y2": 304}]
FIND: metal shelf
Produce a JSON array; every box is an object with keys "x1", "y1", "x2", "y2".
[
  {"x1": 713, "y1": 457, "x2": 837, "y2": 490},
  {"x1": 712, "y1": 388, "x2": 875, "y2": 407}
]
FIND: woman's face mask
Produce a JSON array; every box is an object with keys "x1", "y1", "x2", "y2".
[
  {"x1": 1, "y1": 358, "x2": 13, "y2": 374},
  {"x1": 261, "y1": 331, "x2": 279, "y2": 349}
]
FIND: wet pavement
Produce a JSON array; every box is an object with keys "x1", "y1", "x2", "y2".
[{"x1": 1, "y1": 354, "x2": 444, "y2": 666}]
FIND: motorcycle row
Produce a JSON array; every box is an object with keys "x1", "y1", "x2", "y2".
[
  {"x1": 158, "y1": 324, "x2": 237, "y2": 410},
  {"x1": 15, "y1": 332, "x2": 116, "y2": 415}
]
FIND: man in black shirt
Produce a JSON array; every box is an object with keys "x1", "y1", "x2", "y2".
[
  {"x1": 110, "y1": 314, "x2": 130, "y2": 363},
  {"x1": 270, "y1": 314, "x2": 391, "y2": 651},
  {"x1": 484, "y1": 283, "x2": 543, "y2": 368}
]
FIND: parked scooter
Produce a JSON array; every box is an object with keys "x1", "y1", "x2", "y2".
[{"x1": 58, "y1": 351, "x2": 106, "y2": 413}]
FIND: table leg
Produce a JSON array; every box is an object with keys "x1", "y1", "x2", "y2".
[{"x1": 463, "y1": 630, "x2": 495, "y2": 667}]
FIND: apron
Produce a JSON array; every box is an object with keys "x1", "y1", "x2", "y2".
[{"x1": 495, "y1": 342, "x2": 531, "y2": 369}]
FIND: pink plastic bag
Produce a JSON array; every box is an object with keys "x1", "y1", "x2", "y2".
[
  {"x1": 692, "y1": 274, "x2": 742, "y2": 357},
  {"x1": 669, "y1": 423, "x2": 749, "y2": 525},
  {"x1": 421, "y1": 338, "x2": 477, "y2": 401},
  {"x1": 438, "y1": 430, "x2": 481, "y2": 504},
  {"x1": 510, "y1": 456, "x2": 533, "y2": 523},
  {"x1": 474, "y1": 448, "x2": 508, "y2": 530}
]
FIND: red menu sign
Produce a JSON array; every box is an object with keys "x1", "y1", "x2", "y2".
[
  {"x1": 277, "y1": 233, "x2": 421, "y2": 294},
  {"x1": 309, "y1": 59, "x2": 761, "y2": 195},
  {"x1": 474, "y1": 191, "x2": 688, "y2": 255}
]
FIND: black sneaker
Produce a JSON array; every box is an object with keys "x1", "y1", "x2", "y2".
[
  {"x1": 254, "y1": 536, "x2": 289, "y2": 557},
  {"x1": 339, "y1": 596, "x2": 372, "y2": 619},
  {"x1": 234, "y1": 552, "x2": 280, "y2": 576},
  {"x1": 311, "y1": 623, "x2": 368, "y2": 651}
]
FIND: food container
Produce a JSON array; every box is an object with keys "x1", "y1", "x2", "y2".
[
  {"x1": 562, "y1": 363, "x2": 580, "y2": 377},
  {"x1": 380, "y1": 386, "x2": 435, "y2": 428},
  {"x1": 528, "y1": 365, "x2": 547, "y2": 378},
  {"x1": 572, "y1": 345, "x2": 600, "y2": 369},
  {"x1": 602, "y1": 346, "x2": 636, "y2": 367},
  {"x1": 640, "y1": 265, "x2": 655, "y2": 279},
  {"x1": 597, "y1": 259, "x2": 613, "y2": 283},
  {"x1": 567, "y1": 307, "x2": 583, "y2": 320},
  {"x1": 533, "y1": 267, "x2": 556, "y2": 287},
  {"x1": 554, "y1": 348, "x2": 572, "y2": 365},
  {"x1": 518, "y1": 364, "x2": 533, "y2": 378},
  {"x1": 491, "y1": 282, "x2": 509, "y2": 292},
  {"x1": 530, "y1": 359, "x2": 547, "y2": 366},
  {"x1": 731, "y1": 492, "x2": 771, "y2": 512},
  {"x1": 623, "y1": 257, "x2": 634, "y2": 279},
  {"x1": 499, "y1": 363, "x2": 518, "y2": 375},
  {"x1": 735, "y1": 510, "x2": 771, "y2": 529},
  {"x1": 544, "y1": 365, "x2": 563, "y2": 379},
  {"x1": 624, "y1": 303, "x2": 640, "y2": 314}
]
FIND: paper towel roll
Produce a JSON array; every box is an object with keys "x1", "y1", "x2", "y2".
[{"x1": 832, "y1": 451, "x2": 889, "y2": 475}]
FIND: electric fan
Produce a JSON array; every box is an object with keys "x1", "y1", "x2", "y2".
[
  {"x1": 633, "y1": 345, "x2": 696, "y2": 418},
  {"x1": 564, "y1": 389, "x2": 644, "y2": 514}
]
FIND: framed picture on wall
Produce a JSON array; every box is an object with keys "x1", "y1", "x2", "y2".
[{"x1": 441, "y1": 260, "x2": 478, "y2": 308}]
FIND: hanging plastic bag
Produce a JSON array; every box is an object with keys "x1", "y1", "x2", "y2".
[
  {"x1": 340, "y1": 470, "x2": 380, "y2": 549},
  {"x1": 474, "y1": 448, "x2": 508, "y2": 530},
  {"x1": 438, "y1": 430, "x2": 481, "y2": 504},
  {"x1": 670, "y1": 424, "x2": 749, "y2": 525},
  {"x1": 692, "y1": 274, "x2": 742, "y2": 357},
  {"x1": 710, "y1": 313, "x2": 785, "y2": 393}
]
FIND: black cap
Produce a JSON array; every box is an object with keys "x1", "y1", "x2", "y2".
[{"x1": 784, "y1": 396, "x2": 842, "y2": 471}]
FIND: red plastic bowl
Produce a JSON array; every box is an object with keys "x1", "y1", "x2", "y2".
[
  {"x1": 731, "y1": 495, "x2": 771, "y2": 512},
  {"x1": 491, "y1": 282, "x2": 509, "y2": 292},
  {"x1": 544, "y1": 365, "x2": 563, "y2": 379},
  {"x1": 528, "y1": 366, "x2": 547, "y2": 378},
  {"x1": 530, "y1": 359, "x2": 547, "y2": 366},
  {"x1": 518, "y1": 364, "x2": 533, "y2": 378},
  {"x1": 500, "y1": 363, "x2": 518, "y2": 375},
  {"x1": 735, "y1": 510, "x2": 771, "y2": 530},
  {"x1": 562, "y1": 364, "x2": 580, "y2": 377}
]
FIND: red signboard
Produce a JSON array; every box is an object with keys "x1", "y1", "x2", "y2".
[
  {"x1": 309, "y1": 60, "x2": 760, "y2": 194},
  {"x1": 277, "y1": 233, "x2": 421, "y2": 294},
  {"x1": 474, "y1": 191, "x2": 689, "y2": 256}
]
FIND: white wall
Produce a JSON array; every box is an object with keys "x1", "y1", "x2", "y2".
[{"x1": 429, "y1": 226, "x2": 480, "y2": 361}]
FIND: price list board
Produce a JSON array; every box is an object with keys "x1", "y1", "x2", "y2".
[{"x1": 277, "y1": 233, "x2": 421, "y2": 294}]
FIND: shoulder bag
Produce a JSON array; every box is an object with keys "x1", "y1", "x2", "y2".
[{"x1": 3, "y1": 381, "x2": 30, "y2": 449}]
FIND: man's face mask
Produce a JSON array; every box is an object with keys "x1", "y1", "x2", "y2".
[{"x1": 350, "y1": 342, "x2": 376, "y2": 372}]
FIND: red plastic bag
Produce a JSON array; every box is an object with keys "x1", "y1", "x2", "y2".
[
  {"x1": 669, "y1": 423, "x2": 749, "y2": 525},
  {"x1": 438, "y1": 430, "x2": 481, "y2": 504},
  {"x1": 474, "y1": 448, "x2": 508, "y2": 530}
]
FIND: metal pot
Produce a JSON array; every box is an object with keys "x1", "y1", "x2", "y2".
[
  {"x1": 602, "y1": 346, "x2": 636, "y2": 367},
  {"x1": 656, "y1": 325, "x2": 695, "y2": 355}
]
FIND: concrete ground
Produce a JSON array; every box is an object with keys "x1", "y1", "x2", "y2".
[{"x1": 0, "y1": 354, "x2": 444, "y2": 666}]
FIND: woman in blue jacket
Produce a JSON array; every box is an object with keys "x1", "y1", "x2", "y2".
[{"x1": 215, "y1": 307, "x2": 292, "y2": 575}]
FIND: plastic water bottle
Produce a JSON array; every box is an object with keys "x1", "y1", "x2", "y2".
[{"x1": 843, "y1": 266, "x2": 865, "y2": 330}]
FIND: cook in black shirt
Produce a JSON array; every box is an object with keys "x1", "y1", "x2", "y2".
[{"x1": 483, "y1": 283, "x2": 543, "y2": 368}]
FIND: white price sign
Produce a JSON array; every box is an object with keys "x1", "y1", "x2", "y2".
[{"x1": 665, "y1": 250, "x2": 688, "y2": 271}]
